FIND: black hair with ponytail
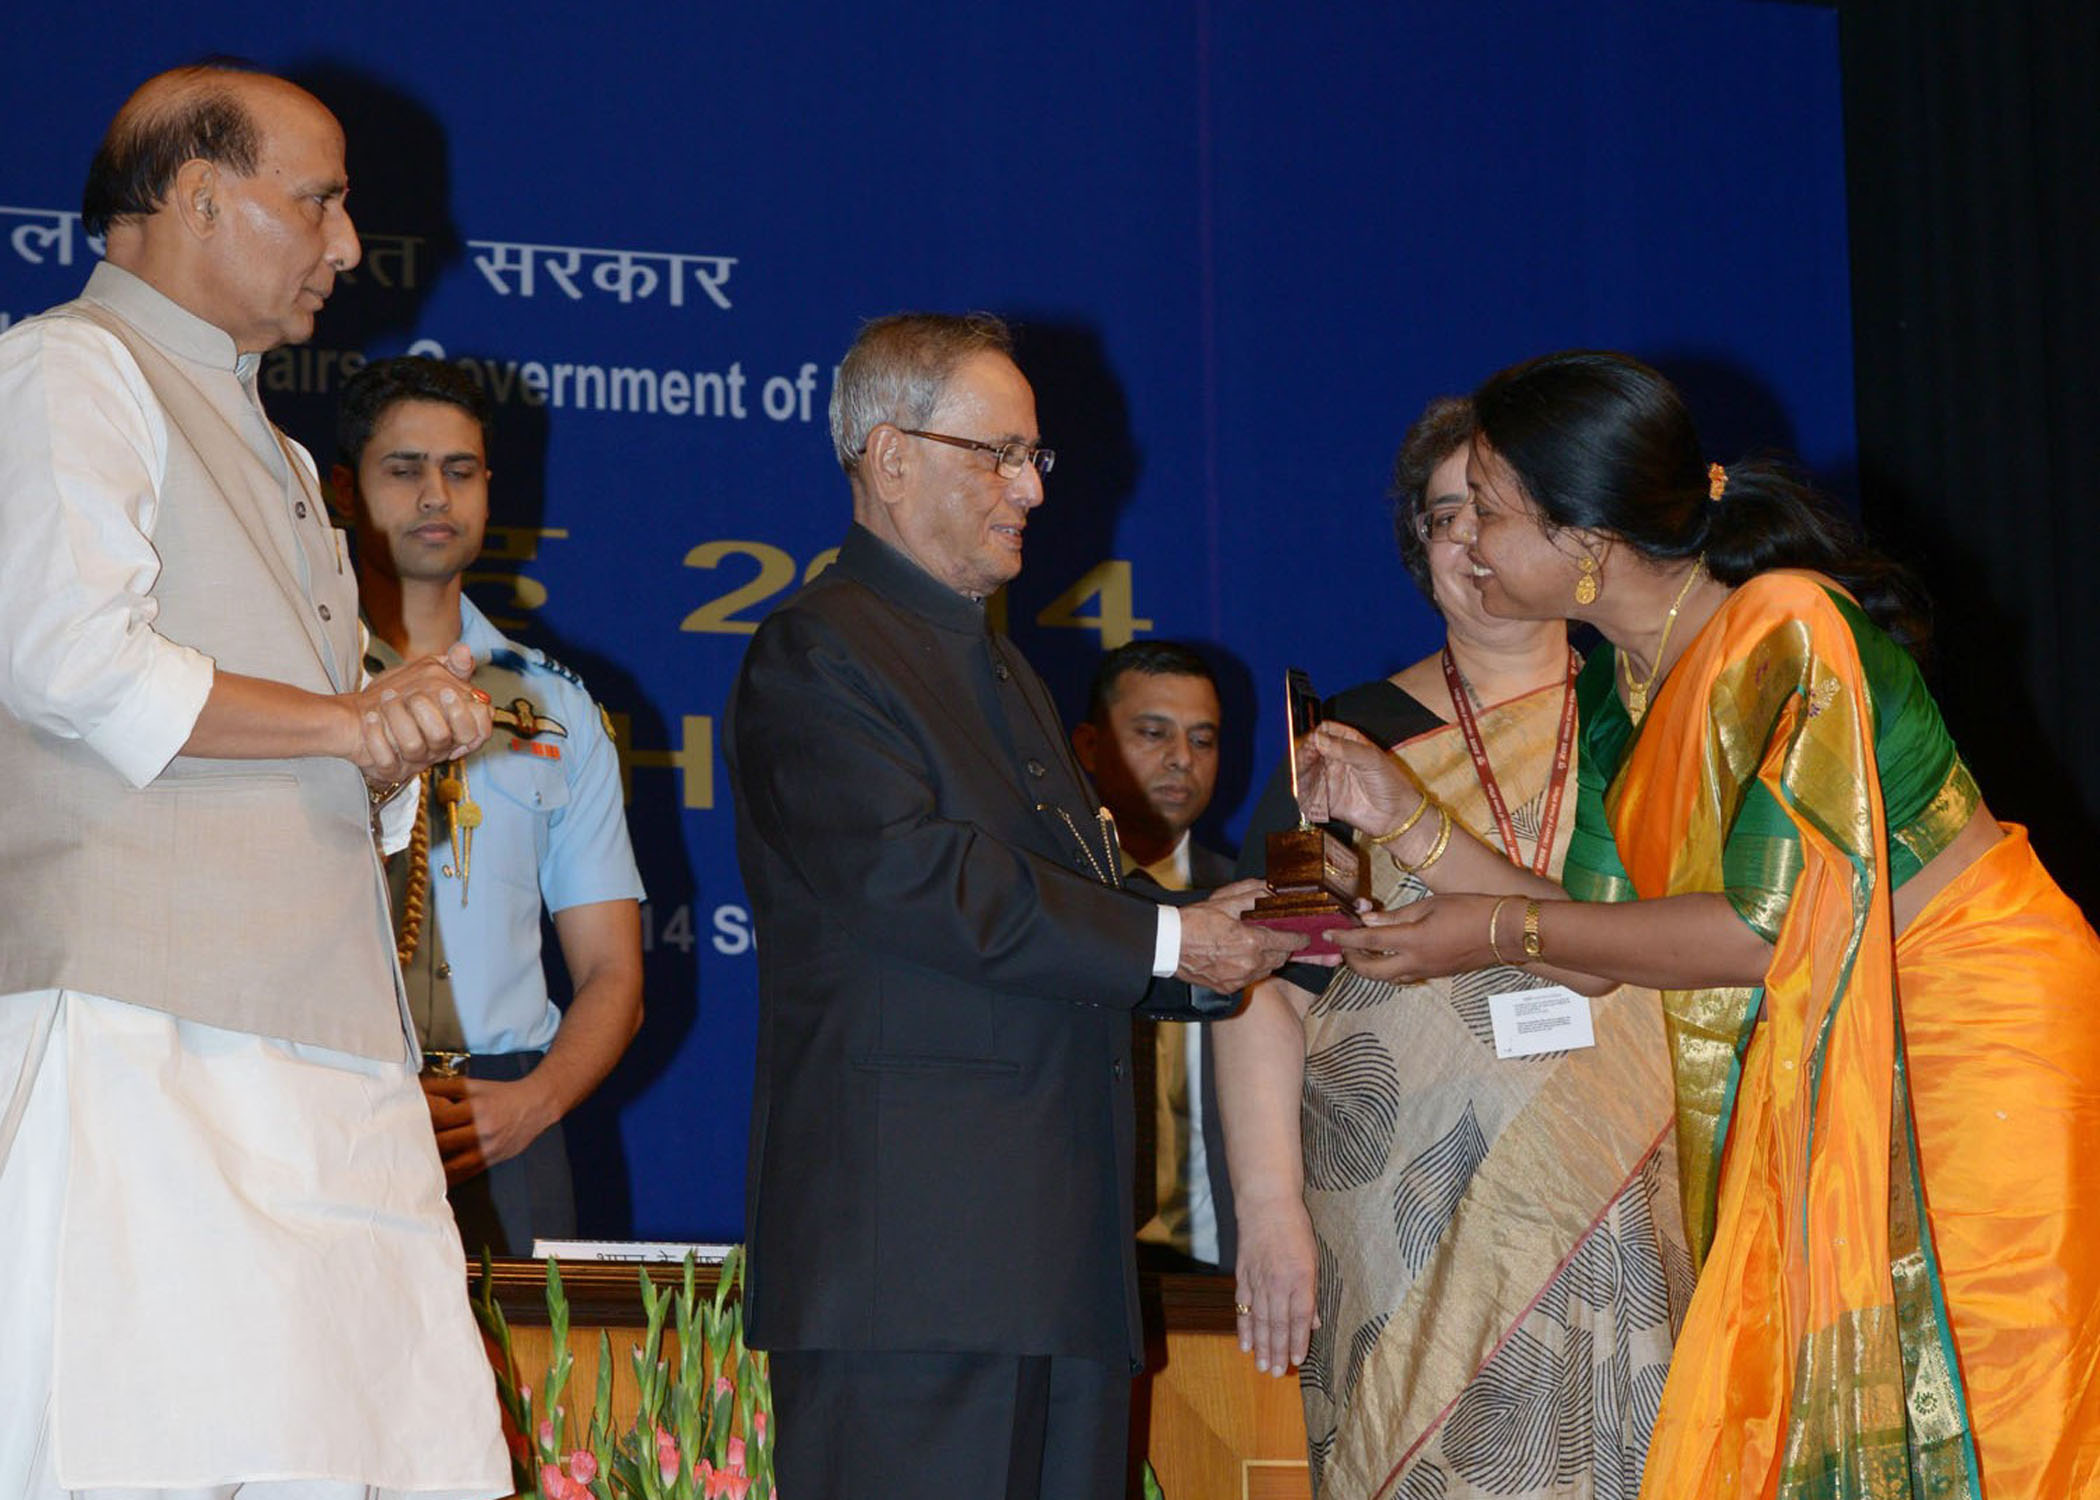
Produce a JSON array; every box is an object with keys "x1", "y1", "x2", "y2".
[{"x1": 1471, "y1": 350, "x2": 1931, "y2": 658}]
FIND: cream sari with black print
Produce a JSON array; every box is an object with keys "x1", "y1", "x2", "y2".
[{"x1": 1263, "y1": 677, "x2": 1690, "y2": 1500}]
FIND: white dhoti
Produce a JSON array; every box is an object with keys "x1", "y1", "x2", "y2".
[{"x1": 0, "y1": 991, "x2": 510, "y2": 1499}]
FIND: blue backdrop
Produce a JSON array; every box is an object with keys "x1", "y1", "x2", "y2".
[{"x1": 0, "y1": 0, "x2": 1851, "y2": 1240}]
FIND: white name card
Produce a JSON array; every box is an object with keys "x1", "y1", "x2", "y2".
[
  {"x1": 1488, "y1": 984, "x2": 1595, "y2": 1059},
  {"x1": 529, "y1": 1239, "x2": 734, "y2": 1263}
]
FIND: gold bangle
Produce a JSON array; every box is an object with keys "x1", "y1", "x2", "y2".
[
  {"x1": 1521, "y1": 899, "x2": 1544, "y2": 962},
  {"x1": 1485, "y1": 895, "x2": 1515, "y2": 965},
  {"x1": 1393, "y1": 803, "x2": 1453, "y2": 875},
  {"x1": 1366, "y1": 795, "x2": 1432, "y2": 846}
]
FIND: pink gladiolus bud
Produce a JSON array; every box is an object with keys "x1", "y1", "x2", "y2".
[
  {"x1": 541, "y1": 1463, "x2": 591, "y2": 1500},
  {"x1": 714, "y1": 1374, "x2": 734, "y2": 1399},
  {"x1": 568, "y1": 1450, "x2": 598, "y2": 1484},
  {"x1": 727, "y1": 1435, "x2": 746, "y2": 1471},
  {"x1": 655, "y1": 1427, "x2": 679, "y2": 1484},
  {"x1": 695, "y1": 1458, "x2": 716, "y2": 1489},
  {"x1": 721, "y1": 1473, "x2": 751, "y2": 1500},
  {"x1": 538, "y1": 1419, "x2": 555, "y2": 1451},
  {"x1": 753, "y1": 1410, "x2": 768, "y2": 1445}
]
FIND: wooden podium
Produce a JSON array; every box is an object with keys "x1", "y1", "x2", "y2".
[
  {"x1": 1135, "y1": 1273, "x2": 1314, "y2": 1500},
  {"x1": 478, "y1": 1261, "x2": 1310, "y2": 1500}
]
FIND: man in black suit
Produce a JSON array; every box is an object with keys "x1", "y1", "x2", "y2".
[
  {"x1": 1072, "y1": 641, "x2": 1239, "y2": 1272},
  {"x1": 727, "y1": 313, "x2": 1300, "y2": 1499}
]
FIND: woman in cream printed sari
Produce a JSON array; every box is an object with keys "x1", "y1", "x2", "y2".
[{"x1": 1218, "y1": 396, "x2": 1691, "y2": 1500}]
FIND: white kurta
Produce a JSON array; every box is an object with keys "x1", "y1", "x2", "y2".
[{"x1": 0, "y1": 991, "x2": 509, "y2": 1498}]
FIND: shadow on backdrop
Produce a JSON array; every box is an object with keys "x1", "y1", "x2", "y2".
[
  {"x1": 1003, "y1": 315, "x2": 1147, "y2": 716},
  {"x1": 268, "y1": 62, "x2": 460, "y2": 464},
  {"x1": 288, "y1": 60, "x2": 462, "y2": 348}
]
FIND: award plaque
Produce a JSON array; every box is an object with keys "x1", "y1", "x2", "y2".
[{"x1": 1247, "y1": 668, "x2": 1374, "y2": 956}]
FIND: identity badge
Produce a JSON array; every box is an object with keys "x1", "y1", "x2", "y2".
[{"x1": 1487, "y1": 984, "x2": 1596, "y2": 1059}]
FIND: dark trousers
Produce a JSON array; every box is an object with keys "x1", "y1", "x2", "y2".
[
  {"x1": 441, "y1": 1049, "x2": 575, "y2": 1258},
  {"x1": 770, "y1": 1348, "x2": 1130, "y2": 1500}
]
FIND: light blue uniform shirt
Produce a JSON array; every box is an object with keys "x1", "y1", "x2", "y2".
[{"x1": 374, "y1": 597, "x2": 645, "y2": 1055}]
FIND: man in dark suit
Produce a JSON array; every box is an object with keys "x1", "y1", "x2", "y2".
[
  {"x1": 1072, "y1": 641, "x2": 1239, "y2": 1272},
  {"x1": 727, "y1": 313, "x2": 1300, "y2": 1499}
]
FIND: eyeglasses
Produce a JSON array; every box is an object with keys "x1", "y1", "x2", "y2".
[
  {"x1": 1412, "y1": 501, "x2": 1470, "y2": 545},
  {"x1": 898, "y1": 428, "x2": 1056, "y2": 479}
]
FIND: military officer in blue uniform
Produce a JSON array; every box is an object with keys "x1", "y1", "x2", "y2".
[{"x1": 333, "y1": 356, "x2": 645, "y2": 1256}]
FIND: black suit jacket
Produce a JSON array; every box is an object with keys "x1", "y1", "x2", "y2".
[{"x1": 727, "y1": 525, "x2": 1198, "y2": 1370}]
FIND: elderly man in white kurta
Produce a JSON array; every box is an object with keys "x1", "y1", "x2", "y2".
[{"x1": 0, "y1": 65, "x2": 509, "y2": 1498}]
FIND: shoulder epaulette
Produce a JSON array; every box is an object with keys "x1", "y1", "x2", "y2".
[{"x1": 537, "y1": 649, "x2": 586, "y2": 689}]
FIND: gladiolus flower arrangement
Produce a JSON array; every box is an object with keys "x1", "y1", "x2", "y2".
[{"x1": 477, "y1": 1249, "x2": 774, "y2": 1500}]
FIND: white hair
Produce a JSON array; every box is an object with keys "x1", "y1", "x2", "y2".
[{"x1": 828, "y1": 311, "x2": 1013, "y2": 472}]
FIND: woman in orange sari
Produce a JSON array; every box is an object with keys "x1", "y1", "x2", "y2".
[{"x1": 1294, "y1": 351, "x2": 2100, "y2": 1498}]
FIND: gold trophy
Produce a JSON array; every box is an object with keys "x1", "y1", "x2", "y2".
[{"x1": 1247, "y1": 669, "x2": 1373, "y2": 955}]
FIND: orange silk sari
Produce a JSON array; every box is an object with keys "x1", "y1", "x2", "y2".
[{"x1": 1602, "y1": 573, "x2": 2100, "y2": 1498}]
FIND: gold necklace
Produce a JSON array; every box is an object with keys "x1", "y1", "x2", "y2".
[{"x1": 1620, "y1": 559, "x2": 1705, "y2": 723}]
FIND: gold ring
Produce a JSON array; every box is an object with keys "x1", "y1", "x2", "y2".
[{"x1": 1234, "y1": 1301, "x2": 1252, "y2": 1316}]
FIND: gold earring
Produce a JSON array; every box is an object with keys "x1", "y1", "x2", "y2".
[{"x1": 1573, "y1": 554, "x2": 1600, "y2": 606}]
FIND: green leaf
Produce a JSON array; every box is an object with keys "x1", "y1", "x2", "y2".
[{"x1": 592, "y1": 1327, "x2": 615, "y2": 1446}]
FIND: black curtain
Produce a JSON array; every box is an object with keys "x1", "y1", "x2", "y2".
[{"x1": 1837, "y1": 0, "x2": 2100, "y2": 911}]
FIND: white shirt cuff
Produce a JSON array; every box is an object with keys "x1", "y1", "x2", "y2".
[
  {"x1": 1152, "y1": 903, "x2": 1181, "y2": 979},
  {"x1": 83, "y1": 645, "x2": 216, "y2": 788},
  {"x1": 376, "y1": 773, "x2": 422, "y2": 855}
]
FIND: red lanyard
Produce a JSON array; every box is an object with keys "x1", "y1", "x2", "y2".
[{"x1": 1439, "y1": 647, "x2": 1581, "y2": 877}]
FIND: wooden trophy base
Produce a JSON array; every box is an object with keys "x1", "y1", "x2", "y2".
[{"x1": 1246, "y1": 826, "x2": 1370, "y2": 958}]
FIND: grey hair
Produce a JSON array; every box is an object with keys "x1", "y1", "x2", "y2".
[
  {"x1": 1388, "y1": 395, "x2": 1476, "y2": 603},
  {"x1": 828, "y1": 311, "x2": 1014, "y2": 472}
]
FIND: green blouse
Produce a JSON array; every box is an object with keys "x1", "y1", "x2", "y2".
[{"x1": 1563, "y1": 586, "x2": 1979, "y2": 939}]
